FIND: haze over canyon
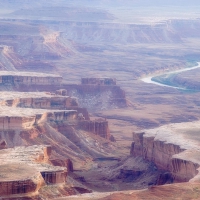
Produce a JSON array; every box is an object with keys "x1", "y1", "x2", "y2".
[{"x1": 0, "y1": 1, "x2": 200, "y2": 199}]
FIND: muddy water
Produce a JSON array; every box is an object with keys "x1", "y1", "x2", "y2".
[{"x1": 141, "y1": 62, "x2": 200, "y2": 90}]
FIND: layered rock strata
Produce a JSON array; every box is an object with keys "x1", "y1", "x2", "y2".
[
  {"x1": 65, "y1": 83, "x2": 127, "y2": 111},
  {"x1": 0, "y1": 91, "x2": 89, "y2": 120},
  {"x1": 0, "y1": 73, "x2": 127, "y2": 112},
  {"x1": 131, "y1": 121, "x2": 200, "y2": 183},
  {"x1": 0, "y1": 145, "x2": 67, "y2": 197},
  {"x1": 81, "y1": 78, "x2": 116, "y2": 86},
  {"x1": 0, "y1": 106, "x2": 77, "y2": 130},
  {"x1": 78, "y1": 118, "x2": 110, "y2": 139},
  {"x1": 0, "y1": 71, "x2": 62, "y2": 85},
  {"x1": 0, "y1": 91, "x2": 112, "y2": 139}
]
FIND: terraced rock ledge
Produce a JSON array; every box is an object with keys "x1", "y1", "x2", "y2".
[{"x1": 131, "y1": 121, "x2": 200, "y2": 183}]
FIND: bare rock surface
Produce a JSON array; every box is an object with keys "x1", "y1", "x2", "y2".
[
  {"x1": 0, "y1": 106, "x2": 76, "y2": 117},
  {"x1": 0, "y1": 145, "x2": 67, "y2": 197},
  {"x1": 131, "y1": 120, "x2": 200, "y2": 183}
]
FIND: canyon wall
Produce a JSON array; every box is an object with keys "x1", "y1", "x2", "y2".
[
  {"x1": 0, "y1": 72, "x2": 62, "y2": 86},
  {"x1": 5, "y1": 96, "x2": 78, "y2": 109},
  {"x1": 0, "y1": 110, "x2": 77, "y2": 130},
  {"x1": 0, "y1": 74, "x2": 127, "y2": 112},
  {"x1": 35, "y1": 110, "x2": 77, "y2": 124},
  {"x1": 65, "y1": 84, "x2": 127, "y2": 112},
  {"x1": 78, "y1": 119, "x2": 110, "y2": 139},
  {"x1": 130, "y1": 124, "x2": 200, "y2": 183},
  {"x1": 0, "y1": 94, "x2": 89, "y2": 120},
  {"x1": 41, "y1": 170, "x2": 67, "y2": 184},
  {"x1": 81, "y1": 78, "x2": 116, "y2": 86},
  {"x1": 0, "y1": 145, "x2": 68, "y2": 198},
  {"x1": 0, "y1": 174, "x2": 43, "y2": 196},
  {"x1": 0, "y1": 73, "x2": 127, "y2": 113}
]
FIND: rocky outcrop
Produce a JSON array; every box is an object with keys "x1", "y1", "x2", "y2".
[
  {"x1": 0, "y1": 108, "x2": 77, "y2": 130},
  {"x1": 41, "y1": 170, "x2": 67, "y2": 184},
  {"x1": 0, "y1": 169, "x2": 44, "y2": 196},
  {"x1": 156, "y1": 172, "x2": 174, "y2": 185},
  {"x1": 0, "y1": 71, "x2": 62, "y2": 86},
  {"x1": 0, "y1": 72, "x2": 127, "y2": 112},
  {"x1": 131, "y1": 132, "x2": 184, "y2": 170},
  {"x1": 78, "y1": 118, "x2": 110, "y2": 139},
  {"x1": 50, "y1": 158, "x2": 74, "y2": 172},
  {"x1": 0, "y1": 145, "x2": 68, "y2": 198},
  {"x1": 0, "y1": 91, "x2": 89, "y2": 120},
  {"x1": 81, "y1": 78, "x2": 116, "y2": 86},
  {"x1": 130, "y1": 121, "x2": 200, "y2": 183},
  {"x1": 65, "y1": 83, "x2": 127, "y2": 112},
  {"x1": 0, "y1": 140, "x2": 6, "y2": 149},
  {"x1": 4, "y1": 96, "x2": 78, "y2": 109}
]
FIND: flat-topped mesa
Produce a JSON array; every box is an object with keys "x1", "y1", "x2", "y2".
[
  {"x1": 0, "y1": 145, "x2": 68, "y2": 197},
  {"x1": 81, "y1": 77, "x2": 116, "y2": 85},
  {"x1": 0, "y1": 91, "x2": 89, "y2": 120},
  {"x1": 0, "y1": 107, "x2": 77, "y2": 130},
  {"x1": 0, "y1": 71, "x2": 62, "y2": 86},
  {"x1": 1, "y1": 95, "x2": 79, "y2": 109},
  {"x1": 15, "y1": 96, "x2": 78, "y2": 109},
  {"x1": 0, "y1": 74, "x2": 127, "y2": 112},
  {"x1": 130, "y1": 121, "x2": 200, "y2": 183},
  {"x1": 65, "y1": 78, "x2": 127, "y2": 112}
]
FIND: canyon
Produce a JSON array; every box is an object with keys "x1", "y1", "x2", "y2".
[
  {"x1": 0, "y1": 72, "x2": 129, "y2": 199},
  {"x1": 0, "y1": 1, "x2": 200, "y2": 199},
  {"x1": 131, "y1": 121, "x2": 200, "y2": 183}
]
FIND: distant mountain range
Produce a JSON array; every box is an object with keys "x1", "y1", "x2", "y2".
[{"x1": 1, "y1": 0, "x2": 200, "y2": 8}]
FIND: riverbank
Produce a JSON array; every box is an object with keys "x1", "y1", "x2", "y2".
[{"x1": 141, "y1": 62, "x2": 200, "y2": 90}]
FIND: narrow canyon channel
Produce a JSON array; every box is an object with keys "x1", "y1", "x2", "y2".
[{"x1": 141, "y1": 62, "x2": 200, "y2": 90}]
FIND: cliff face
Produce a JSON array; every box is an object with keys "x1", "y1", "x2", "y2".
[
  {"x1": 0, "y1": 71, "x2": 62, "y2": 86},
  {"x1": 0, "y1": 145, "x2": 68, "y2": 198},
  {"x1": 7, "y1": 96, "x2": 78, "y2": 109},
  {"x1": 0, "y1": 171, "x2": 44, "y2": 196},
  {"x1": 0, "y1": 90, "x2": 113, "y2": 166},
  {"x1": 0, "y1": 108, "x2": 77, "y2": 131},
  {"x1": 65, "y1": 84, "x2": 127, "y2": 112},
  {"x1": 131, "y1": 132, "x2": 184, "y2": 170},
  {"x1": 78, "y1": 119, "x2": 110, "y2": 139},
  {"x1": 0, "y1": 73, "x2": 119, "y2": 198},
  {"x1": 81, "y1": 78, "x2": 116, "y2": 86},
  {"x1": 130, "y1": 121, "x2": 200, "y2": 183},
  {"x1": 0, "y1": 92, "x2": 89, "y2": 120},
  {"x1": 0, "y1": 75, "x2": 127, "y2": 113}
]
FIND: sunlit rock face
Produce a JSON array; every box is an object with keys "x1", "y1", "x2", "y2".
[
  {"x1": 0, "y1": 71, "x2": 62, "y2": 86},
  {"x1": 131, "y1": 121, "x2": 200, "y2": 183},
  {"x1": 65, "y1": 79, "x2": 127, "y2": 112},
  {"x1": 0, "y1": 145, "x2": 67, "y2": 197}
]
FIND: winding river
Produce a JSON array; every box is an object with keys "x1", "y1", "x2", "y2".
[{"x1": 141, "y1": 62, "x2": 200, "y2": 90}]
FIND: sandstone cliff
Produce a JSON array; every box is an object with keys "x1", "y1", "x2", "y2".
[
  {"x1": 131, "y1": 121, "x2": 200, "y2": 183},
  {"x1": 78, "y1": 118, "x2": 110, "y2": 139},
  {"x1": 0, "y1": 74, "x2": 127, "y2": 113},
  {"x1": 0, "y1": 71, "x2": 62, "y2": 86},
  {"x1": 0, "y1": 145, "x2": 67, "y2": 198},
  {"x1": 0, "y1": 91, "x2": 89, "y2": 120},
  {"x1": 0, "y1": 106, "x2": 77, "y2": 131},
  {"x1": 65, "y1": 83, "x2": 127, "y2": 112},
  {"x1": 81, "y1": 78, "x2": 116, "y2": 86}
]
